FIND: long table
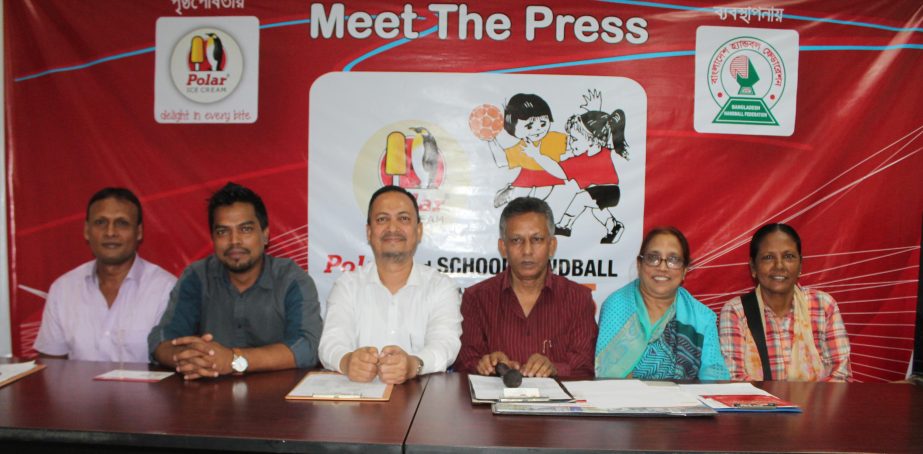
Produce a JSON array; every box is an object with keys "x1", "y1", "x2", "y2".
[
  {"x1": 406, "y1": 372, "x2": 923, "y2": 453},
  {"x1": 2, "y1": 360, "x2": 923, "y2": 453},
  {"x1": 0, "y1": 358, "x2": 424, "y2": 453}
]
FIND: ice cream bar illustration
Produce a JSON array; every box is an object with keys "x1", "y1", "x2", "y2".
[
  {"x1": 385, "y1": 131, "x2": 407, "y2": 185},
  {"x1": 190, "y1": 36, "x2": 205, "y2": 71}
]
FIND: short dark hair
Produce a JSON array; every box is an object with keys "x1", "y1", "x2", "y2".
[
  {"x1": 499, "y1": 197, "x2": 555, "y2": 238},
  {"x1": 86, "y1": 187, "x2": 142, "y2": 224},
  {"x1": 638, "y1": 226, "x2": 691, "y2": 267},
  {"x1": 207, "y1": 182, "x2": 268, "y2": 230},
  {"x1": 749, "y1": 223, "x2": 802, "y2": 263},
  {"x1": 503, "y1": 93, "x2": 554, "y2": 136},
  {"x1": 367, "y1": 185, "x2": 420, "y2": 224}
]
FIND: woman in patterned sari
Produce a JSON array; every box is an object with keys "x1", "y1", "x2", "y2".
[{"x1": 595, "y1": 226, "x2": 729, "y2": 380}]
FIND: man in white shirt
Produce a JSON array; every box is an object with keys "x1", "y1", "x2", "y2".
[
  {"x1": 319, "y1": 185, "x2": 462, "y2": 384},
  {"x1": 34, "y1": 188, "x2": 176, "y2": 362}
]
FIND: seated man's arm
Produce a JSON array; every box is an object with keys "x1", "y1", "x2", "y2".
[
  {"x1": 318, "y1": 278, "x2": 365, "y2": 376},
  {"x1": 277, "y1": 273, "x2": 323, "y2": 369},
  {"x1": 206, "y1": 272, "x2": 324, "y2": 375},
  {"x1": 415, "y1": 279, "x2": 463, "y2": 375},
  {"x1": 149, "y1": 270, "x2": 211, "y2": 377},
  {"x1": 33, "y1": 280, "x2": 71, "y2": 359},
  {"x1": 554, "y1": 291, "x2": 598, "y2": 378},
  {"x1": 457, "y1": 288, "x2": 491, "y2": 374},
  {"x1": 217, "y1": 341, "x2": 296, "y2": 374}
]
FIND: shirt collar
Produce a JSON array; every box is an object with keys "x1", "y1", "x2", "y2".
[
  {"x1": 87, "y1": 254, "x2": 144, "y2": 285},
  {"x1": 370, "y1": 260, "x2": 422, "y2": 289},
  {"x1": 218, "y1": 254, "x2": 273, "y2": 291},
  {"x1": 499, "y1": 267, "x2": 555, "y2": 294}
]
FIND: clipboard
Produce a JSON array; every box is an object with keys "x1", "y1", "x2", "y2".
[
  {"x1": 0, "y1": 361, "x2": 46, "y2": 389},
  {"x1": 285, "y1": 371, "x2": 393, "y2": 402}
]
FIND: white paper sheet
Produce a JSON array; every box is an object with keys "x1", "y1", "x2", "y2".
[
  {"x1": 468, "y1": 375, "x2": 571, "y2": 401},
  {"x1": 288, "y1": 373, "x2": 388, "y2": 399},
  {"x1": 0, "y1": 361, "x2": 37, "y2": 379},
  {"x1": 677, "y1": 382, "x2": 771, "y2": 397},
  {"x1": 562, "y1": 380, "x2": 704, "y2": 408}
]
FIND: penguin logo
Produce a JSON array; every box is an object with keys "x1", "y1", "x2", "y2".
[
  {"x1": 169, "y1": 27, "x2": 243, "y2": 104},
  {"x1": 188, "y1": 32, "x2": 226, "y2": 72}
]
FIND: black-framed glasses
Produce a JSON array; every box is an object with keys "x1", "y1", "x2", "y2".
[{"x1": 638, "y1": 253, "x2": 685, "y2": 269}]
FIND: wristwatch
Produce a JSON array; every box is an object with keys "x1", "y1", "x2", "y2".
[
  {"x1": 231, "y1": 349, "x2": 249, "y2": 374},
  {"x1": 414, "y1": 356, "x2": 424, "y2": 377}
]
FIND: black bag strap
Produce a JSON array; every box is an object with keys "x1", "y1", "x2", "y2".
[{"x1": 741, "y1": 291, "x2": 773, "y2": 380}]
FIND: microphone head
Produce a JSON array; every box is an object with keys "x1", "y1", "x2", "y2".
[
  {"x1": 494, "y1": 362, "x2": 523, "y2": 388},
  {"x1": 502, "y1": 368, "x2": 523, "y2": 388}
]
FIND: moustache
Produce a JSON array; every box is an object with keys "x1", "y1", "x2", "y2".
[
  {"x1": 381, "y1": 233, "x2": 407, "y2": 241},
  {"x1": 224, "y1": 247, "x2": 250, "y2": 256}
]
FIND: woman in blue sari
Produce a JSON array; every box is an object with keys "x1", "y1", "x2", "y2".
[{"x1": 596, "y1": 227, "x2": 729, "y2": 380}]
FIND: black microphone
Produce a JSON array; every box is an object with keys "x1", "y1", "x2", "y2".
[{"x1": 495, "y1": 362, "x2": 523, "y2": 388}]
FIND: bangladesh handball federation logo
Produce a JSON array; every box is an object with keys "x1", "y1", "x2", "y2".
[
  {"x1": 706, "y1": 36, "x2": 786, "y2": 126},
  {"x1": 169, "y1": 27, "x2": 244, "y2": 104}
]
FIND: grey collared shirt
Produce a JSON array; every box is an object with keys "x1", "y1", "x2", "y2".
[{"x1": 148, "y1": 254, "x2": 322, "y2": 368}]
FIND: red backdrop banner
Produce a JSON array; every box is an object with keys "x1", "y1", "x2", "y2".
[{"x1": 4, "y1": 0, "x2": 921, "y2": 382}]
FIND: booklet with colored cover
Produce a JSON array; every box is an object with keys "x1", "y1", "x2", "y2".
[
  {"x1": 678, "y1": 383, "x2": 801, "y2": 413},
  {"x1": 700, "y1": 393, "x2": 800, "y2": 412}
]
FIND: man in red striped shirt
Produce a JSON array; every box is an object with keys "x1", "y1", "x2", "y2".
[{"x1": 456, "y1": 197, "x2": 598, "y2": 378}]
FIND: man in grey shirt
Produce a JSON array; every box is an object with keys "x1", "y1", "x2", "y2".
[{"x1": 149, "y1": 182, "x2": 322, "y2": 380}]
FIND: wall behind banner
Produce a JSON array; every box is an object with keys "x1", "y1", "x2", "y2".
[{"x1": 4, "y1": 0, "x2": 922, "y2": 381}]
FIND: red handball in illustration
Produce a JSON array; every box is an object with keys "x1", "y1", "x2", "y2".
[{"x1": 469, "y1": 104, "x2": 504, "y2": 141}]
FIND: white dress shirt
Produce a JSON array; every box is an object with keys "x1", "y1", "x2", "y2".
[
  {"x1": 34, "y1": 256, "x2": 177, "y2": 362},
  {"x1": 319, "y1": 262, "x2": 462, "y2": 375}
]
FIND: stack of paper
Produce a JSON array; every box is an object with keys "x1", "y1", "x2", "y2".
[{"x1": 492, "y1": 380, "x2": 717, "y2": 417}]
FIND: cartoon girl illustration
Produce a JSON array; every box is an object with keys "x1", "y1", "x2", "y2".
[
  {"x1": 553, "y1": 94, "x2": 629, "y2": 244},
  {"x1": 483, "y1": 93, "x2": 568, "y2": 207}
]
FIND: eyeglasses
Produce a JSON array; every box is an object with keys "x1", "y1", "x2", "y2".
[{"x1": 638, "y1": 253, "x2": 685, "y2": 269}]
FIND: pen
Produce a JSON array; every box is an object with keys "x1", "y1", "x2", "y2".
[{"x1": 312, "y1": 394, "x2": 362, "y2": 399}]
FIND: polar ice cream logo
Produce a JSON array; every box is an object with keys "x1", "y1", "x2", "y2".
[
  {"x1": 170, "y1": 27, "x2": 243, "y2": 103},
  {"x1": 352, "y1": 121, "x2": 469, "y2": 228},
  {"x1": 379, "y1": 127, "x2": 447, "y2": 189},
  {"x1": 694, "y1": 26, "x2": 798, "y2": 136},
  {"x1": 707, "y1": 36, "x2": 786, "y2": 126}
]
